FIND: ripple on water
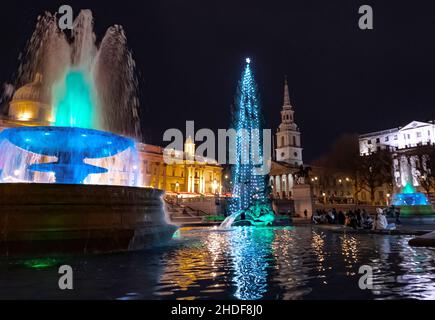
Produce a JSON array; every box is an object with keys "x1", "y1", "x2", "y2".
[{"x1": 1, "y1": 226, "x2": 435, "y2": 300}]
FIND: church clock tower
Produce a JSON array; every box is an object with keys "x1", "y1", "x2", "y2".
[{"x1": 275, "y1": 77, "x2": 303, "y2": 166}]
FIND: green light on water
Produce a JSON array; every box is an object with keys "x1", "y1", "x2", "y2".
[
  {"x1": 22, "y1": 258, "x2": 59, "y2": 269},
  {"x1": 53, "y1": 70, "x2": 98, "y2": 129}
]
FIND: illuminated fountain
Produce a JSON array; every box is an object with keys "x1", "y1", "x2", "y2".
[
  {"x1": 0, "y1": 68, "x2": 140, "y2": 186},
  {"x1": 392, "y1": 183, "x2": 433, "y2": 216},
  {"x1": 0, "y1": 10, "x2": 176, "y2": 256}
]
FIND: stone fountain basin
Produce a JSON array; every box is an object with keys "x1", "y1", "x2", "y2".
[{"x1": 0, "y1": 183, "x2": 177, "y2": 256}]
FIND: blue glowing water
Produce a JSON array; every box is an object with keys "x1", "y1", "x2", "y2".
[
  {"x1": 0, "y1": 126, "x2": 134, "y2": 184},
  {"x1": 392, "y1": 184, "x2": 430, "y2": 206},
  {"x1": 392, "y1": 193, "x2": 430, "y2": 206}
]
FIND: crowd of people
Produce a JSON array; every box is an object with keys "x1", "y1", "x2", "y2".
[{"x1": 311, "y1": 206, "x2": 401, "y2": 231}]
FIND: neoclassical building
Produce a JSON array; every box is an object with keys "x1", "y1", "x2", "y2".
[
  {"x1": 269, "y1": 77, "x2": 304, "y2": 200},
  {"x1": 359, "y1": 120, "x2": 435, "y2": 191},
  {"x1": 0, "y1": 76, "x2": 222, "y2": 195},
  {"x1": 162, "y1": 137, "x2": 222, "y2": 194}
]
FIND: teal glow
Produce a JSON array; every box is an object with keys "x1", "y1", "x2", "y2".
[
  {"x1": 172, "y1": 229, "x2": 181, "y2": 239},
  {"x1": 403, "y1": 183, "x2": 416, "y2": 194},
  {"x1": 53, "y1": 70, "x2": 98, "y2": 129}
]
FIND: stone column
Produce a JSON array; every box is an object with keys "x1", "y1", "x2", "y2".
[
  {"x1": 282, "y1": 175, "x2": 288, "y2": 199},
  {"x1": 187, "y1": 167, "x2": 192, "y2": 193}
]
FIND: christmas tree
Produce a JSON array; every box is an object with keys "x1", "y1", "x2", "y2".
[{"x1": 229, "y1": 58, "x2": 273, "y2": 222}]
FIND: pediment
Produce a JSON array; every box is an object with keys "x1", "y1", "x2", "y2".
[{"x1": 400, "y1": 121, "x2": 432, "y2": 131}]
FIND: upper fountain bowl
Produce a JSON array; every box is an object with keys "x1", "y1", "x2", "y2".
[
  {"x1": 0, "y1": 126, "x2": 134, "y2": 159},
  {"x1": 0, "y1": 126, "x2": 135, "y2": 184}
]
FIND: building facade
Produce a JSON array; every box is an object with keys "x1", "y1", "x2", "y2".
[{"x1": 359, "y1": 120, "x2": 435, "y2": 192}]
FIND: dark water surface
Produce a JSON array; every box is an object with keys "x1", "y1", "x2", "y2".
[{"x1": 1, "y1": 226, "x2": 434, "y2": 300}]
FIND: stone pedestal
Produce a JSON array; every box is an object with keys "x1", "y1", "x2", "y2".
[
  {"x1": 0, "y1": 183, "x2": 177, "y2": 256},
  {"x1": 293, "y1": 183, "x2": 314, "y2": 217}
]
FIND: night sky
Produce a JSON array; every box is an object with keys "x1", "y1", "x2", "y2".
[{"x1": 1, "y1": 0, "x2": 435, "y2": 162}]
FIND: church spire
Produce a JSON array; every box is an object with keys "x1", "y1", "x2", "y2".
[{"x1": 283, "y1": 75, "x2": 291, "y2": 109}]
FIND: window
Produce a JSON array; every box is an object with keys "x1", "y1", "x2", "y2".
[
  {"x1": 408, "y1": 134, "x2": 411, "y2": 139},
  {"x1": 376, "y1": 138, "x2": 380, "y2": 143},
  {"x1": 417, "y1": 132, "x2": 422, "y2": 138},
  {"x1": 281, "y1": 136, "x2": 285, "y2": 147},
  {"x1": 394, "y1": 135, "x2": 398, "y2": 140},
  {"x1": 294, "y1": 152, "x2": 298, "y2": 157},
  {"x1": 428, "y1": 130, "x2": 431, "y2": 136},
  {"x1": 385, "y1": 136, "x2": 389, "y2": 142},
  {"x1": 378, "y1": 191, "x2": 384, "y2": 198},
  {"x1": 367, "y1": 140, "x2": 372, "y2": 145},
  {"x1": 293, "y1": 136, "x2": 297, "y2": 146},
  {"x1": 281, "y1": 152, "x2": 285, "y2": 157}
]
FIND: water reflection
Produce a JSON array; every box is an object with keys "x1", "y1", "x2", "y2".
[
  {"x1": 1, "y1": 226, "x2": 435, "y2": 300},
  {"x1": 270, "y1": 227, "x2": 312, "y2": 299},
  {"x1": 229, "y1": 227, "x2": 275, "y2": 300},
  {"x1": 340, "y1": 234, "x2": 359, "y2": 276}
]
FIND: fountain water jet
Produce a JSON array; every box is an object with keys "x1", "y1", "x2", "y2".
[{"x1": 14, "y1": 10, "x2": 141, "y2": 138}]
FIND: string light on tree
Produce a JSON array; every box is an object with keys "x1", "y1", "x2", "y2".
[{"x1": 230, "y1": 58, "x2": 270, "y2": 215}]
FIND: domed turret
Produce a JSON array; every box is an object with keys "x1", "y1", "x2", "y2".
[{"x1": 8, "y1": 73, "x2": 51, "y2": 123}]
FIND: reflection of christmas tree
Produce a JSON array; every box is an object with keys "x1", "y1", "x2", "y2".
[{"x1": 230, "y1": 58, "x2": 268, "y2": 214}]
